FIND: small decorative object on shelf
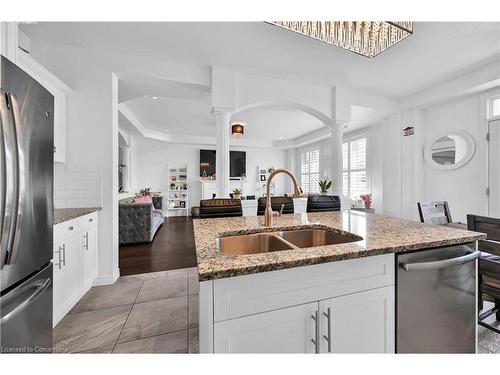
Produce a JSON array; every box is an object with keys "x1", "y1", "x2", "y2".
[
  {"x1": 318, "y1": 179, "x2": 332, "y2": 195},
  {"x1": 232, "y1": 188, "x2": 242, "y2": 199},
  {"x1": 360, "y1": 193, "x2": 372, "y2": 209}
]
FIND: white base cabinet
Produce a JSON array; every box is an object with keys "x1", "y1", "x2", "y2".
[
  {"x1": 319, "y1": 286, "x2": 395, "y2": 353},
  {"x1": 201, "y1": 253, "x2": 395, "y2": 353},
  {"x1": 214, "y1": 302, "x2": 318, "y2": 353},
  {"x1": 53, "y1": 212, "x2": 98, "y2": 326}
]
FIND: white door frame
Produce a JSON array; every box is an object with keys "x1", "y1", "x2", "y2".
[{"x1": 487, "y1": 117, "x2": 500, "y2": 217}]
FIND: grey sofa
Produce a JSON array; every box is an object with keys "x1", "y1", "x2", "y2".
[{"x1": 119, "y1": 198, "x2": 164, "y2": 245}]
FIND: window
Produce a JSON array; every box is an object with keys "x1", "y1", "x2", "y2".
[
  {"x1": 300, "y1": 149, "x2": 320, "y2": 193},
  {"x1": 492, "y1": 96, "x2": 500, "y2": 117},
  {"x1": 342, "y1": 138, "x2": 367, "y2": 200}
]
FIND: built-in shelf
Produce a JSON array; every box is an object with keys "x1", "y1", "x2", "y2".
[{"x1": 166, "y1": 166, "x2": 189, "y2": 217}]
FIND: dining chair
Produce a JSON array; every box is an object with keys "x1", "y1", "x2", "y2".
[
  {"x1": 417, "y1": 201, "x2": 453, "y2": 225},
  {"x1": 467, "y1": 214, "x2": 500, "y2": 334}
]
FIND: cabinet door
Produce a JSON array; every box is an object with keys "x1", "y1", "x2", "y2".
[
  {"x1": 319, "y1": 286, "x2": 395, "y2": 353},
  {"x1": 214, "y1": 302, "x2": 319, "y2": 353},
  {"x1": 53, "y1": 235, "x2": 80, "y2": 326},
  {"x1": 80, "y1": 226, "x2": 97, "y2": 292}
]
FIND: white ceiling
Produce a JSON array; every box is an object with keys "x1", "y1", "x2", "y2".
[
  {"x1": 21, "y1": 22, "x2": 500, "y2": 98},
  {"x1": 124, "y1": 95, "x2": 215, "y2": 137},
  {"x1": 231, "y1": 107, "x2": 324, "y2": 141},
  {"x1": 21, "y1": 22, "x2": 500, "y2": 143}
]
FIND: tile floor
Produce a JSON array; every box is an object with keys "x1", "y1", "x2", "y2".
[
  {"x1": 53, "y1": 267, "x2": 199, "y2": 353},
  {"x1": 478, "y1": 301, "x2": 500, "y2": 354},
  {"x1": 54, "y1": 267, "x2": 499, "y2": 354}
]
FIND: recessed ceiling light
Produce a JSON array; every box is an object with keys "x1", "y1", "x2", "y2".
[
  {"x1": 279, "y1": 137, "x2": 283, "y2": 140},
  {"x1": 151, "y1": 96, "x2": 158, "y2": 100}
]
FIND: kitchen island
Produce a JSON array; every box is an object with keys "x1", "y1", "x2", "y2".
[{"x1": 193, "y1": 210, "x2": 485, "y2": 353}]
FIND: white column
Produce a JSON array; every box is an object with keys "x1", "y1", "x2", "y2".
[
  {"x1": 285, "y1": 148, "x2": 297, "y2": 193},
  {"x1": 214, "y1": 109, "x2": 231, "y2": 198},
  {"x1": 330, "y1": 123, "x2": 343, "y2": 196}
]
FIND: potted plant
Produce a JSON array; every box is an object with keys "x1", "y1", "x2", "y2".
[
  {"x1": 232, "y1": 188, "x2": 242, "y2": 199},
  {"x1": 360, "y1": 193, "x2": 372, "y2": 209},
  {"x1": 318, "y1": 180, "x2": 332, "y2": 195}
]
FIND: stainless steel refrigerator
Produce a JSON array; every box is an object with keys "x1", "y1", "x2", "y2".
[{"x1": 0, "y1": 56, "x2": 54, "y2": 353}]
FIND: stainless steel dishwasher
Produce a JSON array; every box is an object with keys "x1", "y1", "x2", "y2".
[{"x1": 396, "y1": 244, "x2": 480, "y2": 353}]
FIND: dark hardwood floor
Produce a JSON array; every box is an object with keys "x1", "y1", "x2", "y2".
[{"x1": 119, "y1": 216, "x2": 198, "y2": 276}]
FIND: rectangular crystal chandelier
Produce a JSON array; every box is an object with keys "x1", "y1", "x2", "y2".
[{"x1": 269, "y1": 21, "x2": 413, "y2": 58}]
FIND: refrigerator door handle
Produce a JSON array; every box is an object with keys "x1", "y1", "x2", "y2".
[
  {"x1": 0, "y1": 278, "x2": 51, "y2": 324},
  {"x1": 6, "y1": 93, "x2": 25, "y2": 265},
  {"x1": 0, "y1": 91, "x2": 17, "y2": 269},
  {"x1": 0, "y1": 93, "x2": 6, "y2": 269},
  {"x1": 401, "y1": 250, "x2": 480, "y2": 272}
]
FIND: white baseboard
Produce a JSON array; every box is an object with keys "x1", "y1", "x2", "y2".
[{"x1": 93, "y1": 268, "x2": 120, "y2": 286}]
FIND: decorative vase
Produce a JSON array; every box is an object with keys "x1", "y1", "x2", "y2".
[
  {"x1": 234, "y1": 194, "x2": 241, "y2": 199},
  {"x1": 321, "y1": 191, "x2": 328, "y2": 195},
  {"x1": 364, "y1": 202, "x2": 371, "y2": 209}
]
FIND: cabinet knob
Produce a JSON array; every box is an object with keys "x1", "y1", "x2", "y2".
[
  {"x1": 89, "y1": 218, "x2": 93, "y2": 222},
  {"x1": 68, "y1": 226, "x2": 74, "y2": 231}
]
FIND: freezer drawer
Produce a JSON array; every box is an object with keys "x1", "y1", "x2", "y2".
[
  {"x1": 0, "y1": 263, "x2": 53, "y2": 353},
  {"x1": 396, "y1": 244, "x2": 478, "y2": 353}
]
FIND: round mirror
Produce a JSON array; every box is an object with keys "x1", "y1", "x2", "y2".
[{"x1": 424, "y1": 130, "x2": 475, "y2": 170}]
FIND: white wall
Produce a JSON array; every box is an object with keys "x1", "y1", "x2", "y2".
[
  {"x1": 421, "y1": 94, "x2": 488, "y2": 221},
  {"x1": 134, "y1": 137, "x2": 287, "y2": 209},
  {"x1": 367, "y1": 91, "x2": 493, "y2": 222},
  {"x1": 29, "y1": 39, "x2": 209, "y2": 283}
]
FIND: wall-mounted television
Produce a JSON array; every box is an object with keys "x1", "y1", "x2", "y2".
[{"x1": 200, "y1": 150, "x2": 246, "y2": 178}]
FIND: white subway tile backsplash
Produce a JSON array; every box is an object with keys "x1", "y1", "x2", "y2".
[{"x1": 54, "y1": 165, "x2": 102, "y2": 208}]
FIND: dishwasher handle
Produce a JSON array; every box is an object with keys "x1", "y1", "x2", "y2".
[{"x1": 401, "y1": 250, "x2": 480, "y2": 272}]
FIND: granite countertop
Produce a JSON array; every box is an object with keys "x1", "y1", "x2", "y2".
[
  {"x1": 54, "y1": 207, "x2": 101, "y2": 225},
  {"x1": 193, "y1": 211, "x2": 486, "y2": 281}
]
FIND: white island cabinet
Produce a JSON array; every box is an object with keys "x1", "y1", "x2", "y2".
[
  {"x1": 200, "y1": 253, "x2": 395, "y2": 353},
  {"x1": 53, "y1": 212, "x2": 98, "y2": 326}
]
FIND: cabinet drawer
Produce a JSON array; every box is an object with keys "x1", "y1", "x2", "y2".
[
  {"x1": 213, "y1": 253, "x2": 394, "y2": 322},
  {"x1": 54, "y1": 212, "x2": 97, "y2": 243},
  {"x1": 79, "y1": 212, "x2": 98, "y2": 231},
  {"x1": 54, "y1": 218, "x2": 81, "y2": 243}
]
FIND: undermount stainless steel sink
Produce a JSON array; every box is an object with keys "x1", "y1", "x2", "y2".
[
  {"x1": 216, "y1": 227, "x2": 362, "y2": 256},
  {"x1": 278, "y1": 228, "x2": 362, "y2": 248},
  {"x1": 216, "y1": 232, "x2": 295, "y2": 256}
]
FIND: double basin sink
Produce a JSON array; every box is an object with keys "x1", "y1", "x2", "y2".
[{"x1": 216, "y1": 227, "x2": 363, "y2": 256}]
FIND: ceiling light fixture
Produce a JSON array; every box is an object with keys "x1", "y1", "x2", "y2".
[
  {"x1": 151, "y1": 96, "x2": 158, "y2": 100},
  {"x1": 231, "y1": 122, "x2": 245, "y2": 138},
  {"x1": 268, "y1": 21, "x2": 413, "y2": 58}
]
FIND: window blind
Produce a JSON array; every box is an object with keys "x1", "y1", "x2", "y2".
[
  {"x1": 300, "y1": 149, "x2": 320, "y2": 193},
  {"x1": 343, "y1": 138, "x2": 367, "y2": 200}
]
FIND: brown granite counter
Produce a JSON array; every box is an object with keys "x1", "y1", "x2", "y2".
[
  {"x1": 54, "y1": 207, "x2": 101, "y2": 225},
  {"x1": 193, "y1": 211, "x2": 486, "y2": 281}
]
